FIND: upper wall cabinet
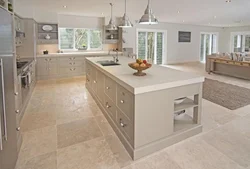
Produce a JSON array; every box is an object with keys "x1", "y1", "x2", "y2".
[{"x1": 37, "y1": 23, "x2": 58, "y2": 44}]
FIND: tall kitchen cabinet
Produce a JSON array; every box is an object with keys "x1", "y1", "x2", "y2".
[{"x1": 16, "y1": 18, "x2": 37, "y2": 59}]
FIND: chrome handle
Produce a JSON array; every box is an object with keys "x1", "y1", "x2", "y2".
[
  {"x1": 86, "y1": 79, "x2": 90, "y2": 82},
  {"x1": 73, "y1": 62, "x2": 75, "y2": 65},
  {"x1": 70, "y1": 63, "x2": 72, "y2": 65},
  {"x1": 106, "y1": 102, "x2": 111, "y2": 108},
  {"x1": 120, "y1": 119, "x2": 126, "y2": 128},
  {"x1": 16, "y1": 110, "x2": 20, "y2": 114},
  {"x1": 120, "y1": 100, "x2": 124, "y2": 104},
  {"x1": 16, "y1": 127, "x2": 21, "y2": 131},
  {"x1": 70, "y1": 68, "x2": 72, "y2": 71},
  {"x1": 106, "y1": 87, "x2": 110, "y2": 90},
  {"x1": 94, "y1": 80, "x2": 97, "y2": 84},
  {"x1": 45, "y1": 59, "x2": 48, "y2": 61},
  {"x1": 15, "y1": 92, "x2": 18, "y2": 95},
  {"x1": 0, "y1": 59, "x2": 7, "y2": 142},
  {"x1": 73, "y1": 57, "x2": 75, "y2": 60}
]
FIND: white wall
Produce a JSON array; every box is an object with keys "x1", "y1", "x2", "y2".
[{"x1": 122, "y1": 22, "x2": 224, "y2": 64}]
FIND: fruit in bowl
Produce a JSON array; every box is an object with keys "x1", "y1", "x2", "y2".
[{"x1": 128, "y1": 59, "x2": 152, "y2": 76}]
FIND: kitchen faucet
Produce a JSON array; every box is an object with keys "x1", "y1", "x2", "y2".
[{"x1": 109, "y1": 49, "x2": 119, "y2": 63}]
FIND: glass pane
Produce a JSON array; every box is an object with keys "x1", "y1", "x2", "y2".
[
  {"x1": 200, "y1": 34, "x2": 205, "y2": 62},
  {"x1": 245, "y1": 35, "x2": 250, "y2": 52},
  {"x1": 147, "y1": 32, "x2": 155, "y2": 63},
  {"x1": 59, "y1": 28, "x2": 74, "y2": 49},
  {"x1": 212, "y1": 34, "x2": 217, "y2": 53},
  {"x1": 156, "y1": 33, "x2": 163, "y2": 64},
  {"x1": 75, "y1": 29, "x2": 88, "y2": 49},
  {"x1": 138, "y1": 32, "x2": 146, "y2": 59},
  {"x1": 234, "y1": 35, "x2": 243, "y2": 52},
  {"x1": 90, "y1": 30, "x2": 102, "y2": 49},
  {"x1": 205, "y1": 34, "x2": 210, "y2": 56}
]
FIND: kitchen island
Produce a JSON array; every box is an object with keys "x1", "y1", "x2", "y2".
[{"x1": 85, "y1": 56, "x2": 204, "y2": 160}]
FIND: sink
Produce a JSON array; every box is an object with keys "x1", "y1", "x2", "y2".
[{"x1": 97, "y1": 60, "x2": 120, "y2": 66}]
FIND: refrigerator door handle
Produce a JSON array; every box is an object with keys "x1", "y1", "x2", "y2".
[{"x1": 0, "y1": 59, "x2": 7, "y2": 141}]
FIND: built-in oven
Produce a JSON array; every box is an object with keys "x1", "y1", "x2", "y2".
[{"x1": 21, "y1": 66, "x2": 31, "y2": 103}]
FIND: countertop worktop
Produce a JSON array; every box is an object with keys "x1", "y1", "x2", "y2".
[
  {"x1": 37, "y1": 51, "x2": 123, "y2": 57},
  {"x1": 86, "y1": 56, "x2": 204, "y2": 94}
]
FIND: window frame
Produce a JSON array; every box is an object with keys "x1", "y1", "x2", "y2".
[
  {"x1": 230, "y1": 32, "x2": 250, "y2": 53},
  {"x1": 136, "y1": 29, "x2": 167, "y2": 65},
  {"x1": 58, "y1": 27, "x2": 103, "y2": 51}
]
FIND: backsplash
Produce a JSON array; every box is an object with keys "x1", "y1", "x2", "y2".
[{"x1": 37, "y1": 44, "x2": 118, "y2": 55}]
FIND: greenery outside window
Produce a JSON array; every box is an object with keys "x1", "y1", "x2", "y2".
[{"x1": 59, "y1": 28, "x2": 102, "y2": 50}]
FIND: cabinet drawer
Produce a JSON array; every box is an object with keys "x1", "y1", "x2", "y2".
[
  {"x1": 104, "y1": 95, "x2": 116, "y2": 122},
  {"x1": 60, "y1": 57, "x2": 84, "y2": 62},
  {"x1": 104, "y1": 76, "x2": 116, "y2": 102},
  {"x1": 117, "y1": 85, "x2": 134, "y2": 121},
  {"x1": 59, "y1": 60, "x2": 84, "y2": 67},
  {"x1": 59, "y1": 67, "x2": 83, "y2": 75},
  {"x1": 117, "y1": 109, "x2": 134, "y2": 146}
]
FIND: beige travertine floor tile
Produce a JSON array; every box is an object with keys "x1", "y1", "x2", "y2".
[
  {"x1": 165, "y1": 136, "x2": 244, "y2": 169},
  {"x1": 105, "y1": 134, "x2": 132, "y2": 168},
  {"x1": 16, "y1": 152, "x2": 57, "y2": 169},
  {"x1": 95, "y1": 115, "x2": 115, "y2": 136},
  {"x1": 21, "y1": 111, "x2": 56, "y2": 132},
  {"x1": 133, "y1": 151, "x2": 183, "y2": 169},
  {"x1": 232, "y1": 104, "x2": 250, "y2": 117},
  {"x1": 202, "y1": 123, "x2": 250, "y2": 167},
  {"x1": 57, "y1": 117, "x2": 103, "y2": 148},
  {"x1": 19, "y1": 126, "x2": 57, "y2": 162},
  {"x1": 57, "y1": 137, "x2": 120, "y2": 169}
]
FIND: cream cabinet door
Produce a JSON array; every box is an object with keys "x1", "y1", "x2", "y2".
[
  {"x1": 36, "y1": 58, "x2": 49, "y2": 76},
  {"x1": 48, "y1": 61, "x2": 58, "y2": 76},
  {"x1": 96, "y1": 70, "x2": 105, "y2": 106}
]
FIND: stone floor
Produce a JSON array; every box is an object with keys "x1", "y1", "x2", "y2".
[{"x1": 15, "y1": 63, "x2": 250, "y2": 169}]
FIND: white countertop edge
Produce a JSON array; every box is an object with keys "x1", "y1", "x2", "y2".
[{"x1": 134, "y1": 77, "x2": 205, "y2": 94}]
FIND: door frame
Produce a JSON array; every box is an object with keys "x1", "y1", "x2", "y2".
[
  {"x1": 136, "y1": 29, "x2": 167, "y2": 64},
  {"x1": 199, "y1": 32, "x2": 219, "y2": 63}
]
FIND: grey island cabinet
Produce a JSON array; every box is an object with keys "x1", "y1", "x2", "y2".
[{"x1": 85, "y1": 56, "x2": 204, "y2": 160}]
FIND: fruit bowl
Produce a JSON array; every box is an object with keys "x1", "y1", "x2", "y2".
[{"x1": 128, "y1": 62, "x2": 152, "y2": 76}]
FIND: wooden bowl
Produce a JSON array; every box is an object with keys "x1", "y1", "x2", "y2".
[{"x1": 128, "y1": 63, "x2": 152, "y2": 76}]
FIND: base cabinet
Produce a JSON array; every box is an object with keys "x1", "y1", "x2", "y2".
[
  {"x1": 36, "y1": 56, "x2": 85, "y2": 80},
  {"x1": 85, "y1": 59, "x2": 203, "y2": 160}
]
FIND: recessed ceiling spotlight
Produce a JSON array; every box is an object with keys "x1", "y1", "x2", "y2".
[
  {"x1": 225, "y1": 0, "x2": 231, "y2": 2},
  {"x1": 177, "y1": 11, "x2": 180, "y2": 14},
  {"x1": 63, "y1": 5, "x2": 67, "y2": 8},
  {"x1": 208, "y1": 23, "x2": 211, "y2": 25},
  {"x1": 101, "y1": 12, "x2": 104, "y2": 16},
  {"x1": 182, "y1": 20, "x2": 185, "y2": 23},
  {"x1": 214, "y1": 16, "x2": 217, "y2": 19}
]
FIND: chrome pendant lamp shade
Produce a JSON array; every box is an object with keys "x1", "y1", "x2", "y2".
[
  {"x1": 139, "y1": 0, "x2": 158, "y2": 25},
  {"x1": 106, "y1": 3, "x2": 118, "y2": 30},
  {"x1": 119, "y1": 0, "x2": 133, "y2": 28}
]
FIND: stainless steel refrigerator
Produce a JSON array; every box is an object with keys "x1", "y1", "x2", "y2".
[{"x1": 0, "y1": 7, "x2": 18, "y2": 169}]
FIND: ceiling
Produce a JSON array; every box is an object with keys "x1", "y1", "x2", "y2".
[{"x1": 15, "y1": 0, "x2": 250, "y2": 27}]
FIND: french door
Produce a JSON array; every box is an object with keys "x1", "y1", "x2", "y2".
[
  {"x1": 137, "y1": 30, "x2": 166, "y2": 65},
  {"x1": 232, "y1": 33, "x2": 250, "y2": 52},
  {"x1": 200, "y1": 33, "x2": 218, "y2": 63}
]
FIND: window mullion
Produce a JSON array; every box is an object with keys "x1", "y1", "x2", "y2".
[{"x1": 88, "y1": 29, "x2": 91, "y2": 50}]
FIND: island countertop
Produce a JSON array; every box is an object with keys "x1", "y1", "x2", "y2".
[{"x1": 86, "y1": 56, "x2": 204, "y2": 94}]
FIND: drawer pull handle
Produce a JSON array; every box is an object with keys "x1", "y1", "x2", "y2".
[
  {"x1": 86, "y1": 79, "x2": 90, "y2": 82},
  {"x1": 94, "y1": 80, "x2": 97, "y2": 84},
  {"x1": 106, "y1": 102, "x2": 111, "y2": 108},
  {"x1": 120, "y1": 119, "x2": 126, "y2": 128},
  {"x1": 120, "y1": 100, "x2": 124, "y2": 104},
  {"x1": 106, "y1": 87, "x2": 110, "y2": 90},
  {"x1": 15, "y1": 92, "x2": 18, "y2": 96},
  {"x1": 122, "y1": 92, "x2": 125, "y2": 96},
  {"x1": 16, "y1": 127, "x2": 21, "y2": 131},
  {"x1": 15, "y1": 110, "x2": 20, "y2": 114}
]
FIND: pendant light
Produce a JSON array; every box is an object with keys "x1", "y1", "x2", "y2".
[
  {"x1": 139, "y1": 0, "x2": 158, "y2": 25},
  {"x1": 106, "y1": 3, "x2": 118, "y2": 30},
  {"x1": 119, "y1": 0, "x2": 133, "y2": 28}
]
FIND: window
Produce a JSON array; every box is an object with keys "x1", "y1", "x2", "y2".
[
  {"x1": 231, "y1": 32, "x2": 250, "y2": 53},
  {"x1": 137, "y1": 29, "x2": 166, "y2": 65},
  {"x1": 200, "y1": 32, "x2": 218, "y2": 63},
  {"x1": 59, "y1": 28, "x2": 102, "y2": 50}
]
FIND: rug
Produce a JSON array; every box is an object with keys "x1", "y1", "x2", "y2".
[{"x1": 203, "y1": 78, "x2": 250, "y2": 110}]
